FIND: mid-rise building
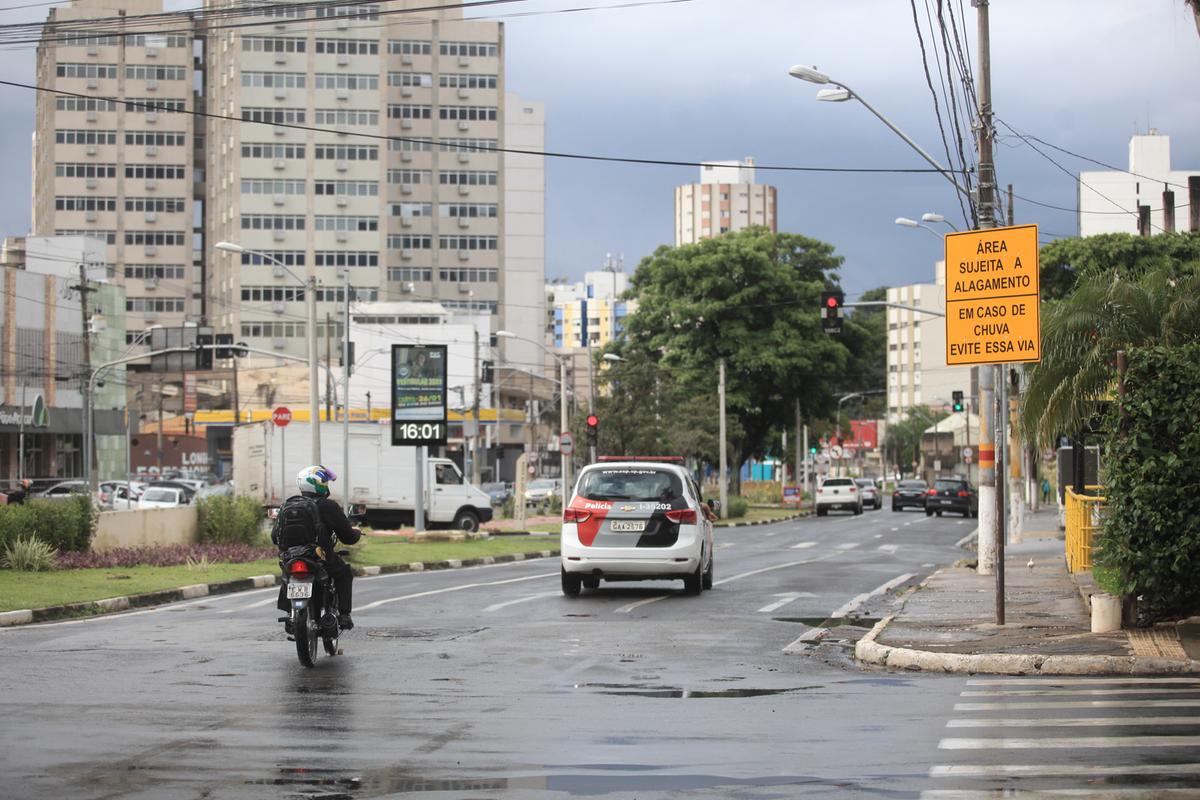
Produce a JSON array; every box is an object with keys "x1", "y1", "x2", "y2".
[
  {"x1": 32, "y1": 0, "x2": 199, "y2": 343},
  {"x1": 1079, "y1": 131, "x2": 1200, "y2": 236},
  {"x1": 674, "y1": 157, "x2": 777, "y2": 245}
]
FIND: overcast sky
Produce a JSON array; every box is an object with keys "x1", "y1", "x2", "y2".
[{"x1": 1, "y1": 0, "x2": 1196, "y2": 299}]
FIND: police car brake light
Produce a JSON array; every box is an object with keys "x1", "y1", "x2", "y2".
[{"x1": 665, "y1": 508, "x2": 697, "y2": 525}]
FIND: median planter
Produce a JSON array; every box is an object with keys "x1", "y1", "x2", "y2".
[{"x1": 1091, "y1": 592, "x2": 1123, "y2": 633}]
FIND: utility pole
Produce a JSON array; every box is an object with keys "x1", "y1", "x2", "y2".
[
  {"x1": 975, "y1": 0, "x2": 1005, "y2": 624},
  {"x1": 156, "y1": 378, "x2": 165, "y2": 475},
  {"x1": 77, "y1": 264, "x2": 96, "y2": 486},
  {"x1": 342, "y1": 270, "x2": 351, "y2": 511},
  {"x1": 794, "y1": 399, "x2": 802, "y2": 493},
  {"x1": 472, "y1": 326, "x2": 481, "y2": 485},
  {"x1": 718, "y1": 359, "x2": 728, "y2": 518},
  {"x1": 325, "y1": 312, "x2": 333, "y2": 424}
]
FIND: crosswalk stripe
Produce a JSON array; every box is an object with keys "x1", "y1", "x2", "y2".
[
  {"x1": 939, "y1": 735, "x2": 1200, "y2": 749},
  {"x1": 930, "y1": 763, "x2": 1200, "y2": 778},
  {"x1": 956, "y1": 700, "x2": 1200, "y2": 711},
  {"x1": 921, "y1": 789, "x2": 1200, "y2": 799},
  {"x1": 947, "y1": 716, "x2": 1200, "y2": 728},
  {"x1": 961, "y1": 687, "x2": 1200, "y2": 697},
  {"x1": 967, "y1": 677, "x2": 1200, "y2": 687}
]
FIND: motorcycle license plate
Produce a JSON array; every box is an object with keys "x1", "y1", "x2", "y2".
[
  {"x1": 286, "y1": 582, "x2": 313, "y2": 599},
  {"x1": 610, "y1": 520, "x2": 646, "y2": 532}
]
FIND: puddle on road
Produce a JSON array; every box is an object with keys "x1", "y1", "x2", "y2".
[
  {"x1": 575, "y1": 682, "x2": 822, "y2": 699},
  {"x1": 773, "y1": 616, "x2": 882, "y2": 628}
]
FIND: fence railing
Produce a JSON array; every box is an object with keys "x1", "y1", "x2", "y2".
[{"x1": 1065, "y1": 485, "x2": 1106, "y2": 573}]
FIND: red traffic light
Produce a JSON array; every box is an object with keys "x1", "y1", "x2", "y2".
[
  {"x1": 586, "y1": 414, "x2": 599, "y2": 428},
  {"x1": 826, "y1": 296, "x2": 840, "y2": 308}
]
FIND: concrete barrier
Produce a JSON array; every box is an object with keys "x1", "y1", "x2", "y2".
[{"x1": 92, "y1": 506, "x2": 199, "y2": 552}]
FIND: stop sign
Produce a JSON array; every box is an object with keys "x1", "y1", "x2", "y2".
[{"x1": 272, "y1": 406, "x2": 292, "y2": 427}]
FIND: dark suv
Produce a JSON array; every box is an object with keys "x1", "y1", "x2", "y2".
[
  {"x1": 926, "y1": 477, "x2": 978, "y2": 518},
  {"x1": 892, "y1": 480, "x2": 928, "y2": 512}
]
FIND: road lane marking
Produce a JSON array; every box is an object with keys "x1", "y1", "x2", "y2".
[
  {"x1": 828, "y1": 573, "x2": 915, "y2": 618},
  {"x1": 782, "y1": 626, "x2": 828, "y2": 653},
  {"x1": 930, "y1": 763, "x2": 1200, "y2": 779},
  {"x1": 961, "y1": 687, "x2": 1200, "y2": 697},
  {"x1": 955, "y1": 700, "x2": 1200, "y2": 711},
  {"x1": 790, "y1": 541, "x2": 817, "y2": 550},
  {"x1": 890, "y1": 527, "x2": 899, "y2": 532},
  {"x1": 921, "y1": 790, "x2": 1200, "y2": 799},
  {"x1": 948, "y1": 716, "x2": 1200, "y2": 728},
  {"x1": 940, "y1": 735, "x2": 1200, "y2": 749},
  {"x1": 878, "y1": 544, "x2": 899, "y2": 554},
  {"x1": 873, "y1": 534, "x2": 883, "y2": 539},
  {"x1": 357, "y1": 572, "x2": 557, "y2": 611},
  {"x1": 617, "y1": 552, "x2": 842, "y2": 613},
  {"x1": 757, "y1": 592, "x2": 817, "y2": 614},
  {"x1": 484, "y1": 591, "x2": 562, "y2": 612},
  {"x1": 715, "y1": 542, "x2": 736, "y2": 549},
  {"x1": 220, "y1": 595, "x2": 278, "y2": 613},
  {"x1": 967, "y1": 677, "x2": 1200, "y2": 686},
  {"x1": 835, "y1": 542, "x2": 859, "y2": 550}
]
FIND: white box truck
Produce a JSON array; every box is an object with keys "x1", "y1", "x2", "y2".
[{"x1": 232, "y1": 420, "x2": 494, "y2": 531}]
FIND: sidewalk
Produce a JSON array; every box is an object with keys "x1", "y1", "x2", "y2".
[{"x1": 856, "y1": 505, "x2": 1200, "y2": 675}]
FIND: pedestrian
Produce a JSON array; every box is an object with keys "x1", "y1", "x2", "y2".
[
  {"x1": 5, "y1": 479, "x2": 31, "y2": 506},
  {"x1": 1041, "y1": 477, "x2": 1051, "y2": 504}
]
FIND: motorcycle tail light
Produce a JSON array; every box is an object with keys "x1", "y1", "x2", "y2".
[
  {"x1": 665, "y1": 508, "x2": 697, "y2": 525},
  {"x1": 288, "y1": 560, "x2": 310, "y2": 575},
  {"x1": 563, "y1": 508, "x2": 591, "y2": 523}
]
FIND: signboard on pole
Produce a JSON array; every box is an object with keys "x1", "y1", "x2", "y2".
[
  {"x1": 272, "y1": 406, "x2": 291, "y2": 427},
  {"x1": 559, "y1": 431, "x2": 574, "y2": 456},
  {"x1": 391, "y1": 344, "x2": 448, "y2": 446},
  {"x1": 945, "y1": 224, "x2": 1041, "y2": 365},
  {"x1": 782, "y1": 485, "x2": 802, "y2": 505}
]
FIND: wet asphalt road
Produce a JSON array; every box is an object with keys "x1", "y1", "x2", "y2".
[{"x1": 3, "y1": 510, "x2": 1196, "y2": 798}]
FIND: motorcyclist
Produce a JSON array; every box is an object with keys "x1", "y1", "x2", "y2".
[
  {"x1": 5, "y1": 479, "x2": 32, "y2": 505},
  {"x1": 275, "y1": 465, "x2": 361, "y2": 631}
]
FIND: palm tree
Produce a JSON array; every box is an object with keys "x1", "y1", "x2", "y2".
[
  {"x1": 1188, "y1": 0, "x2": 1200, "y2": 39},
  {"x1": 1021, "y1": 267, "x2": 1200, "y2": 447}
]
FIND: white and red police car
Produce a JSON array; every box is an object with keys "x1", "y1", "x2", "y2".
[{"x1": 560, "y1": 457, "x2": 716, "y2": 596}]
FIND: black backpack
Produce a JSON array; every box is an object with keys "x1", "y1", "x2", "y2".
[{"x1": 272, "y1": 495, "x2": 325, "y2": 550}]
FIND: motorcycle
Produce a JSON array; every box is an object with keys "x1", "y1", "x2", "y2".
[{"x1": 278, "y1": 544, "x2": 348, "y2": 667}]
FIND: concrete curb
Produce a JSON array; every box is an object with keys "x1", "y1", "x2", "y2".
[
  {"x1": 855, "y1": 614, "x2": 1200, "y2": 676},
  {"x1": 1, "y1": 552, "x2": 558, "y2": 628}
]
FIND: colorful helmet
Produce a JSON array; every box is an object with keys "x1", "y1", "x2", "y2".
[{"x1": 296, "y1": 465, "x2": 337, "y2": 496}]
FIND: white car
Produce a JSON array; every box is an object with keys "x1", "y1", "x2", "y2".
[
  {"x1": 561, "y1": 457, "x2": 715, "y2": 596},
  {"x1": 815, "y1": 477, "x2": 863, "y2": 516},
  {"x1": 524, "y1": 478, "x2": 561, "y2": 506},
  {"x1": 138, "y1": 486, "x2": 186, "y2": 509}
]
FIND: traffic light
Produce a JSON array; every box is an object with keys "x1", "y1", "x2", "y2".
[
  {"x1": 481, "y1": 360, "x2": 494, "y2": 384},
  {"x1": 809, "y1": 445, "x2": 817, "y2": 455},
  {"x1": 339, "y1": 340, "x2": 356, "y2": 375},
  {"x1": 214, "y1": 333, "x2": 234, "y2": 360},
  {"x1": 820, "y1": 291, "x2": 844, "y2": 334},
  {"x1": 952, "y1": 390, "x2": 964, "y2": 413},
  {"x1": 585, "y1": 414, "x2": 599, "y2": 446}
]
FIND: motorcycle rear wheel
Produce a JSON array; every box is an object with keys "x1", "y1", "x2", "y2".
[{"x1": 295, "y1": 607, "x2": 318, "y2": 667}]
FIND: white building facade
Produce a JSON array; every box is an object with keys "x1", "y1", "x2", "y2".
[
  {"x1": 675, "y1": 157, "x2": 777, "y2": 245},
  {"x1": 1079, "y1": 131, "x2": 1200, "y2": 236}
]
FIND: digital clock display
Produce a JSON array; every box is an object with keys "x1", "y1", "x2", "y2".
[{"x1": 391, "y1": 344, "x2": 448, "y2": 445}]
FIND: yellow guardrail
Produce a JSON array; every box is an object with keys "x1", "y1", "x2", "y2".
[{"x1": 1065, "y1": 485, "x2": 1106, "y2": 573}]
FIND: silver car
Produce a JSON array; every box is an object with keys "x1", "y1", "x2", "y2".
[{"x1": 855, "y1": 478, "x2": 882, "y2": 510}]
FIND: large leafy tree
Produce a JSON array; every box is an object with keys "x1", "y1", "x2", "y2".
[
  {"x1": 1040, "y1": 231, "x2": 1200, "y2": 301},
  {"x1": 884, "y1": 405, "x2": 949, "y2": 479},
  {"x1": 1022, "y1": 266, "x2": 1200, "y2": 447},
  {"x1": 610, "y1": 227, "x2": 851, "y2": 480}
]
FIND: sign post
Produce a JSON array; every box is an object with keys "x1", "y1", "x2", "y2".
[{"x1": 272, "y1": 406, "x2": 291, "y2": 504}]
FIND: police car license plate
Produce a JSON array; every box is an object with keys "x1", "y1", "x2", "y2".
[
  {"x1": 286, "y1": 582, "x2": 312, "y2": 599},
  {"x1": 610, "y1": 520, "x2": 646, "y2": 532}
]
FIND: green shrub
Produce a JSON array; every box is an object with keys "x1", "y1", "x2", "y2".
[
  {"x1": 3, "y1": 536, "x2": 58, "y2": 571},
  {"x1": 725, "y1": 496, "x2": 749, "y2": 519},
  {"x1": 0, "y1": 496, "x2": 94, "y2": 553},
  {"x1": 196, "y1": 494, "x2": 265, "y2": 546},
  {"x1": 1096, "y1": 343, "x2": 1200, "y2": 621}
]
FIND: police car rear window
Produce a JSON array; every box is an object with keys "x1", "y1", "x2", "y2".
[{"x1": 578, "y1": 468, "x2": 683, "y2": 502}]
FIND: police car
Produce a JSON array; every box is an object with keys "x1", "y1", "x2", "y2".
[{"x1": 560, "y1": 457, "x2": 716, "y2": 596}]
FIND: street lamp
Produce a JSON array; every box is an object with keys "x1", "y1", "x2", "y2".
[
  {"x1": 921, "y1": 212, "x2": 960, "y2": 232},
  {"x1": 215, "y1": 241, "x2": 321, "y2": 465},
  {"x1": 788, "y1": 64, "x2": 974, "y2": 205},
  {"x1": 895, "y1": 216, "x2": 944, "y2": 240},
  {"x1": 496, "y1": 330, "x2": 571, "y2": 508}
]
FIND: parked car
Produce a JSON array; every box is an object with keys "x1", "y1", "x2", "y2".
[
  {"x1": 892, "y1": 479, "x2": 929, "y2": 512},
  {"x1": 561, "y1": 456, "x2": 715, "y2": 595},
  {"x1": 815, "y1": 477, "x2": 863, "y2": 516},
  {"x1": 481, "y1": 481, "x2": 511, "y2": 506},
  {"x1": 98, "y1": 481, "x2": 144, "y2": 510},
  {"x1": 854, "y1": 478, "x2": 882, "y2": 510},
  {"x1": 138, "y1": 486, "x2": 186, "y2": 509},
  {"x1": 36, "y1": 480, "x2": 91, "y2": 501},
  {"x1": 524, "y1": 478, "x2": 561, "y2": 506},
  {"x1": 148, "y1": 480, "x2": 197, "y2": 504},
  {"x1": 926, "y1": 477, "x2": 978, "y2": 518}
]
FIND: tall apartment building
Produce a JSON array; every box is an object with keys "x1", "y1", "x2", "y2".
[
  {"x1": 34, "y1": 1, "x2": 541, "y2": 370},
  {"x1": 204, "y1": 0, "x2": 511, "y2": 361},
  {"x1": 674, "y1": 157, "x2": 777, "y2": 245},
  {"x1": 32, "y1": 0, "x2": 200, "y2": 341},
  {"x1": 1078, "y1": 131, "x2": 1200, "y2": 236}
]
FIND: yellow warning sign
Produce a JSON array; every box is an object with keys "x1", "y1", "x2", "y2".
[{"x1": 944, "y1": 224, "x2": 1041, "y2": 365}]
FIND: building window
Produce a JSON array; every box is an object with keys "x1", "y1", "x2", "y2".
[
  {"x1": 313, "y1": 180, "x2": 378, "y2": 196},
  {"x1": 438, "y1": 106, "x2": 497, "y2": 121},
  {"x1": 314, "y1": 73, "x2": 379, "y2": 91},
  {"x1": 439, "y1": 41, "x2": 499, "y2": 57},
  {"x1": 388, "y1": 40, "x2": 432, "y2": 56}
]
